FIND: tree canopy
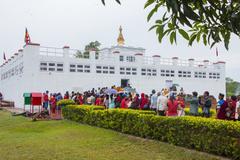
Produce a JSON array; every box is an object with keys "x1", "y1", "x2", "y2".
[
  {"x1": 75, "y1": 41, "x2": 101, "y2": 59},
  {"x1": 226, "y1": 77, "x2": 240, "y2": 96},
  {"x1": 102, "y1": 0, "x2": 240, "y2": 50}
]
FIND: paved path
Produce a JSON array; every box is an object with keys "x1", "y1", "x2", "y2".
[{"x1": 0, "y1": 107, "x2": 24, "y2": 114}]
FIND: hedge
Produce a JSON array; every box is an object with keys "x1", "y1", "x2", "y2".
[
  {"x1": 184, "y1": 108, "x2": 216, "y2": 117},
  {"x1": 56, "y1": 99, "x2": 76, "y2": 107},
  {"x1": 62, "y1": 105, "x2": 240, "y2": 159}
]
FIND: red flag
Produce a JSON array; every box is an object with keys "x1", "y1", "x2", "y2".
[
  {"x1": 216, "y1": 47, "x2": 219, "y2": 57},
  {"x1": 3, "y1": 52, "x2": 6, "y2": 61},
  {"x1": 24, "y1": 28, "x2": 31, "y2": 44}
]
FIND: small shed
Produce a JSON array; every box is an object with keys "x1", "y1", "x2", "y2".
[
  {"x1": 31, "y1": 93, "x2": 42, "y2": 106},
  {"x1": 23, "y1": 93, "x2": 31, "y2": 105}
]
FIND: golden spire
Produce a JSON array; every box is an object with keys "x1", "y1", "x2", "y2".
[{"x1": 117, "y1": 26, "x2": 125, "y2": 46}]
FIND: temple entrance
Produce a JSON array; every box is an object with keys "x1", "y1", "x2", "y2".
[{"x1": 121, "y1": 79, "x2": 129, "y2": 88}]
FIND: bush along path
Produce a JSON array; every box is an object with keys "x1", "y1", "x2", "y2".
[
  {"x1": 0, "y1": 110, "x2": 230, "y2": 160},
  {"x1": 62, "y1": 105, "x2": 240, "y2": 159}
]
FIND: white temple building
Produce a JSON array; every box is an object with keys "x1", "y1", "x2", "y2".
[{"x1": 0, "y1": 27, "x2": 226, "y2": 108}]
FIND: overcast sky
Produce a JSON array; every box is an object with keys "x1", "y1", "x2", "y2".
[{"x1": 0, "y1": 0, "x2": 239, "y2": 81}]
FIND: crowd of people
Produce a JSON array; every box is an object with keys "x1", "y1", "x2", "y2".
[{"x1": 41, "y1": 86, "x2": 240, "y2": 121}]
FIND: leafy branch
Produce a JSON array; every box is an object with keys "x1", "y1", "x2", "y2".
[
  {"x1": 102, "y1": 0, "x2": 240, "y2": 50},
  {"x1": 101, "y1": 0, "x2": 121, "y2": 5}
]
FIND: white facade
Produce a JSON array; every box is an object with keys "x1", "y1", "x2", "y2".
[{"x1": 0, "y1": 43, "x2": 226, "y2": 108}]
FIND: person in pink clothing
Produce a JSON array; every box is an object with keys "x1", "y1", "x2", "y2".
[{"x1": 167, "y1": 95, "x2": 179, "y2": 117}]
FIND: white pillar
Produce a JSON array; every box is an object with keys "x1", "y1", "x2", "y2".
[
  {"x1": 89, "y1": 50, "x2": 96, "y2": 60},
  {"x1": 203, "y1": 60, "x2": 209, "y2": 68},
  {"x1": 63, "y1": 46, "x2": 70, "y2": 58},
  {"x1": 135, "y1": 53, "x2": 143, "y2": 64},
  {"x1": 172, "y1": 57, "x2": 178, "y2": 65},
  {"x1": 188, "y1": 58, "x2": 194, "y2": 67},
  {"x1": 153, "y1": 55, "x2": 161, "y2": 65}
]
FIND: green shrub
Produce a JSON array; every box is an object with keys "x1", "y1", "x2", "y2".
[
  {"x1": 57, "y1": 99, "x2": 76, "y2": 107},
  {"x1": 184, "y1": 108, "x2": 216, "y2": 117},
  {"x1": 62, "y1": 105, "x2": 240, "y2": 159}
]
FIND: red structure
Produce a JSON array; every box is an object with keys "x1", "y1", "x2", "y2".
[{"x1": 30, "y1": 93, "x2": 43, "y2": 113}]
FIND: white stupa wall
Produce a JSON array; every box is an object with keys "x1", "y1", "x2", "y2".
[{"x1": 0, "y1": 44, "x2": 226, "y2": 108}]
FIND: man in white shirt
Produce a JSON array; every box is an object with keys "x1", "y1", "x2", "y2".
[
  {"x1": 236, "y1": 95, "x2": 240, "y2": 121},
  {"x1": 157, "y1": 92, "x2": 168, "y2": 116}
]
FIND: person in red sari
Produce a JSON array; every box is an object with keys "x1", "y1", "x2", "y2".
[
  {"x1": 229, "y1": 96, "x2": 237, "y2": 120},
  {"x1": 64, "y1": 91, "x2": 69, "y2": 99},
  {"x1": 177, "y1": 95, "x2": 185, "y2": 108},
  {"x1": 95, "y1": 95, "x2": 102, "y2": 106},
  {"x1": 176, "y1": 94, "x2": 185, "y2": 116},
  {"x1": 140, "y1": 93, "x2": 148, "y2": 110},
  {"x1": 50, "y1": 94, "x2": 57, "y2": 114},
  {"x1": 167, "y1": 95, "x2": 179, "y2": 117},
  {"x1": 78, "y1": 94, "x2": 84, "y2": 105},
  {"x1": 120, "y1": 97, "x2": 129, "y2": 109},
  {"x1": 115, "y1": 95, "x2": 122, "y2": 108},
  {"x1": 216, "y1": 93, "x2": 228, "y2": 120}
]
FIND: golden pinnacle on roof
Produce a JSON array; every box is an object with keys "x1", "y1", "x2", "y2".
[{"x1": 117, "y1": 26, "x2": 125, "y2": 46}]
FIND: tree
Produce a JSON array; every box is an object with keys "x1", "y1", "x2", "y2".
[
  {"x1": 75, "y1": 41, "x2": 101, "y2": 59},
  {"x1": 75, "y1": 50, "x2": 83, "y2": 58},
  {"x1": 226, "y1": 78, "x2": 240, "y2": 97},
  {"x1": 102, "y1": 0, "x2": 240, "y2": 50}
]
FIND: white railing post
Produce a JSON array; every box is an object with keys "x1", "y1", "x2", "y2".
[
  {"x1": 188, "y1": 58, "x2": 194, "y2": 67},
  {"x1": 63, "y1": 46, "x2": 70, "y2": 58},
  {"x1": 135, "y1": 53, "x2": 143, "y2": 64}
]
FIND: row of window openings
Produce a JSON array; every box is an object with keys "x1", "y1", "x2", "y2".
[
  {"x1": 40, "y1": 62, "x2": 64, "y2": 72},
  {"x1": 120, "y1": 67, "x2": 137, "y2": 75},
  {"x1": 142, "y1": 69, "x2": 157, "y2": 76},
  {"x1": 39, "y1": 63, "x2": 221, "y2": 79},
  {"x1": 96, "y1": 66, "x2": 115, "y2": 74},
  {"x1": 119, "y1": 56, "x2": 136, "y2": 62},
  {"x1": 41, "y1": 62, "x2": 63, "y2": 67},
  {"x1": 69, "y1": 64, "x2": 90, "y2": 73},
  {"x1": 161, "y1": 70, "x2": 175, "y2": 77}
]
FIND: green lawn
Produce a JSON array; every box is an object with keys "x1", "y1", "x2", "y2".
[{"x1": 0, "y1": 110, "x2": 227, "y2": 160}]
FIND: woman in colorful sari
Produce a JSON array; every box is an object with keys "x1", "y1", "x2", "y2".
[
  {"x1": 121, "y1": 97, "x2": 129, "y2": 109},
  {"x1": 216, "y1": 93, "x2": 228, "y2": 120}
]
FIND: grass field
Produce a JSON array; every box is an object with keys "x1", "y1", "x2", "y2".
[{"x1": 0, "y1": 110, "x2": 228, "y2": 160}]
